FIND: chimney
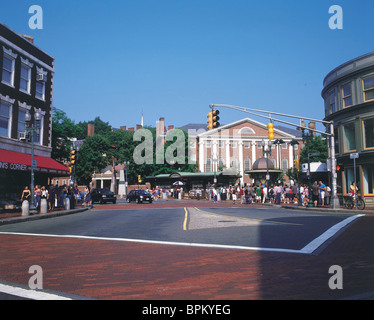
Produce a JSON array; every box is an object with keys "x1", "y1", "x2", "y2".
[
  {"x1": 136, "y1": 124, "x2": 142, "y2": 130},
  {"x1": 120, "y1": 126, "x2": 127, "y2": 131},
  {"x1": 87, "y1": 124, "x2": 95, "y2": 137},
  {"x1": 128, "y1": 128, "x2": 134, "y2": 132},
  {"x1": 168, "y1": 125, "x2": 174, "y2": 131},
  {"x1": 156, "y1": 117, "x2": 166, "y2": 137}
]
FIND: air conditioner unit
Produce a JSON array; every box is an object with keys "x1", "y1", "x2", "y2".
[
  {"x1": 19, "y1": 132, "x2": 26, "y2": 140},
  {"x1": 37, "y1": 73, "x2": 45, "y2": 81}
]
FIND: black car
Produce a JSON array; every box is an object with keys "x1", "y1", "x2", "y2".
[
  {"x1": 91, "y1": 188, "x2": 117, "y2": 204},
  {"x1": 126, "y1": 190, "x2": 153, "y2": 203}
]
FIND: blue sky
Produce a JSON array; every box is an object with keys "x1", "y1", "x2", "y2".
[{"x1": 1, "y1": 0, "x2": 373, "y2": 132}]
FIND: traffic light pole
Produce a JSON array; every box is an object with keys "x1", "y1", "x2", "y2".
[{"x1": 210, "y1": 104, "x2": 340, "y2": 209}]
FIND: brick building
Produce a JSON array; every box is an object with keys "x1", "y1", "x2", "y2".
[{"x1": 0, "y1": 23, "x2": 69, "y2": 199}]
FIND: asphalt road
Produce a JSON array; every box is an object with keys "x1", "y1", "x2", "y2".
[{"x1": 0, "y1": 206, "x2": 356, "y2": 253}]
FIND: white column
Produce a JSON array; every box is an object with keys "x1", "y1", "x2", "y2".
[
  {"x1": 212, "y1": 140, "x2": 218, "y2": 172},
  {"x1": 251, "y1": 141, "x2": 256, "y2": 165},
  {"x1": 226, "y1": 141, "x2": 230, "y2": 168},
  {"x1": 239, "y1": 140, "x2": 244, "y2": 186},
  {"x1": 288, "y1": 142, "x2": 293, "y2": 168},
  {"x1": 199, "y1": 141, "x2": 205, "y2": 172}
]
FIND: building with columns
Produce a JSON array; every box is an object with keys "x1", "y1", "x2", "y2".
[{"x1": 196, "y1": 118, "x2": 302, "y2": 186}]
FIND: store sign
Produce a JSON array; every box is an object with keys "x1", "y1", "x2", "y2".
[{"x1": 0, "y1": 161, "x2": 28, "y2": 171}]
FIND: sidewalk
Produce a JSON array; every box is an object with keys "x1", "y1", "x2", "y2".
[{"x1": 0, "y1": 205, "x2": 89, "y2": 225}]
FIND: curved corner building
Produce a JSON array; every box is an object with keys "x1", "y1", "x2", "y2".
[{"x1": 322, "y1": 52, "x2": 374, "y2": 205}]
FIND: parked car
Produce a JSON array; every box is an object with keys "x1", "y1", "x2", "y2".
[
  {"x1": 0, "y1": 198, "x2": 21, "y2": 212},
  {"x1": 90, "y1": 188, "x2": 116, "y2": 204},
  {"x1": 126, "y1": 190, "x2": 153, "y2": 204}
]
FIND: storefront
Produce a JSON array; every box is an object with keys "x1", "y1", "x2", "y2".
[
  {"x1": 0, "y1": 149, "x2": 69, "y2": 200},
  {"x1": 146, "y1": 171, "x2": 241, "y2": 197}
]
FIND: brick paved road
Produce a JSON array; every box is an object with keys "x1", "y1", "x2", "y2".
[{"x1": 0, "y1": 213, "x2": 373, "y2": 300}]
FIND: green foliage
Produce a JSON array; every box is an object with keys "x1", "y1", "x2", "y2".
[
  {"x1": 51, "y1": 109, "x2": 196, "y2": 185},
  {"x1": 300, "y1": 135, "x2": 328, "y2": 164}
]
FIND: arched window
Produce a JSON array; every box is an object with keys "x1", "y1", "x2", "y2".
[
  {"x1": 282, "y1": 159, "x2": 288, "y2": 170},
  {"x1": 239, "y1": 127, "x2": 255, "y2": 134}
]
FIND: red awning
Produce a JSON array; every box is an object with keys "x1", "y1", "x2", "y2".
[{"x1": 0, "y1": 149, "x2": 70, "y2": 175}]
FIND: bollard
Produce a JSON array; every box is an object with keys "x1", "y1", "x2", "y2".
[
  {"x1": 22, "y1": 200, "x2": 29, "y2": 216},
  {"x1": 40, "y1": 198, "x2": 48, "y2": 214},
  {"x1": 64, "y1": 197, "x2": 70, "y2": 210}
]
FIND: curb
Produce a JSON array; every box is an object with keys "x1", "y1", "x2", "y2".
[{"x1": 0, "y1": 207, "x2": 89, "y2": 226}]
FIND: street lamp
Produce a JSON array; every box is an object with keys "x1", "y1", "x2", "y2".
[
  {"x1": 273, "y1": 138, "x2": 285, "y2": 169},
  {"x1": 212, "y1": 153, "x2": 218, "y2": 185},
  {"x1": 300, "y1": 121, "x2": 314, "y2": 207},
  {"x1": 25, "y1": 110, "x2": 42, "y2": 215},
  {"x1": 290, "y1": 139, "x2": 302, "y2": 206},
  {"x1": 261, "y1": 139, "x2": 272, "y2": 202}
]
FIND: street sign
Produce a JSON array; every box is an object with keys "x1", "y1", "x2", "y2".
[
  {"x1": 31, "y1": 159, "x2": 37, "y2": 170},
  {"x1": 309, "y1": 152, "x2": 320, "y2": 157},
  {"x1": 350, "y1": 153, "x2": 359, "y2": 159}
]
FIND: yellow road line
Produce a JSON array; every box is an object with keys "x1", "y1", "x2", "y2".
[
  {"x1": 193, "y1": 207, "x2": 302, "y2": 226},
  {"x1": 183, "y1": 207, "x2": 189, "y2": 231}
]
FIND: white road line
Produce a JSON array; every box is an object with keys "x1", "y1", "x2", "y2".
[
  {"x1": 0, "y1": 214, "x2": 364, "y2": 256},
  {"x1": 0, "y1": 283, "x2": 71, "y2": 300},
  {"x1": 300, "y1": 214, "x2": 364, "y2": 254},
  {"x1": 0, "y1": 231, "x2": 303, "y2": 254}
]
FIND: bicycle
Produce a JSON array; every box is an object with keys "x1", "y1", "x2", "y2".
[{"x1": 345, "y1": 195, "x2": 365, "y2": 210}]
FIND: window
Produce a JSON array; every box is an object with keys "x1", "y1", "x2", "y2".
[
  {"x1": 244, "y1": 141, "x2": 250, "y2": 148},
  {"x1": 0, "y1": 101, "x2": 11, "y2": 137},
  {"x1": 231, "y1": 141, "x2": 237, "y2": 148},
  {"x1": 34, "y1": 115, "x2": 44, "y2": 145},
  {"x1": 334, "y1": 128, "x2": 340, "y2": 155},
  {"x1": 218, "y1": 140, "x2": 223, "y2": 148},
  {"x1": 363, "y1": 119, "x2": 374, "y2": 149},
  {"x1": 206, "y1": 158, "x2": 211, "y2": 172},
  {"x1": 343, "y1": 122, "x2": 356, "y2": 152},
  {"x1": 35, "y1": 81, "x2": 45, "y2": 100},
  {"x1": 244, "y1": 158, "x2": 251, "y2": 171},
  {"x1": 18, "y1": 109, "x2": 27, "y2": 136},
  {"x1": 329, "y1": 92, "x2": 336, "y2": 113},
  {"x1": 282, "y1": 159, "x2": 288, "y2": 170},
  {"x1": 2, "y1": 54, "x2": 15, "y2": 86},
  {"x1": 363, "y1": 166, "x2": 374, "y2": 195},
  {"x1": 206, "y1": 141, "x2": 211, "y2": 148},
  {"x1": 231, "y1": 158, "x2": 238, "y2": 169},
  {"x1": 218, "y1": 158, "x2": 225, "y2": 168},
  {"x1": 342, "y1": 84, "x2": 352, "y2": 108},
  {"x1": 282, "y1": 143, "x2": 287, "y2": 149},
  {"x1": 344, "y1": 167, "x2": 361, "y2": 195},
  {"x1": 20, "y1": 64, "x2": 31, "y2": 94},
  {"x1": 363, "y1": 77, "x2": 374, "y2": 102}
]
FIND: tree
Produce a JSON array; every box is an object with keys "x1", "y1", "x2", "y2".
[
  {"x1": 300, "y1": 135, "x2": 328, "y2": 165},
  {"x1": 74, "y1": 135, "x2": 110, "y2": 186},
  {"x1": 51, "y1": 108, "x2": 76, "y2": 162}
]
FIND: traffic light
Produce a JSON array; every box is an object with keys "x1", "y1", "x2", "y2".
[
  {"x1": 207, "y1": 111, "x2": 213, "y2": 130},
  {"x1": 138, "y1": 175, "x2": 142, "y2": 183},
  {"x1": 212, "y1": 109, "x2": 220, "y2": 129},
  {"x1": 70, "y1": 150, "x2": 76, "y2": 173},
  {"x1": 267, "y1": 122, "x2": 274, "y2": 140},
  {"x1": 336, "y1": 164, "x2": 344, "y2": 172},
  {"x1": 293, "y1": 159, "x2": 300, "y2": 170}
]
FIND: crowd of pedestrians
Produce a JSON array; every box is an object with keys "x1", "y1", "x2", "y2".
[
  {"x1": 191, "y1": 180, "x2": 331, "y2": 207},
  {"x1": 21, "y1": 184, "x2": 82, "y2": 212}
]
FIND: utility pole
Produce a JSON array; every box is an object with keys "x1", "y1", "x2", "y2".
[{"x1": 210, "y1": 104, "x2": 340, "y2": 209}]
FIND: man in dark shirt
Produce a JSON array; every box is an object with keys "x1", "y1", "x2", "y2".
[{"x1": 311, "y1": 181, "x2": 320, "y2": 207}]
